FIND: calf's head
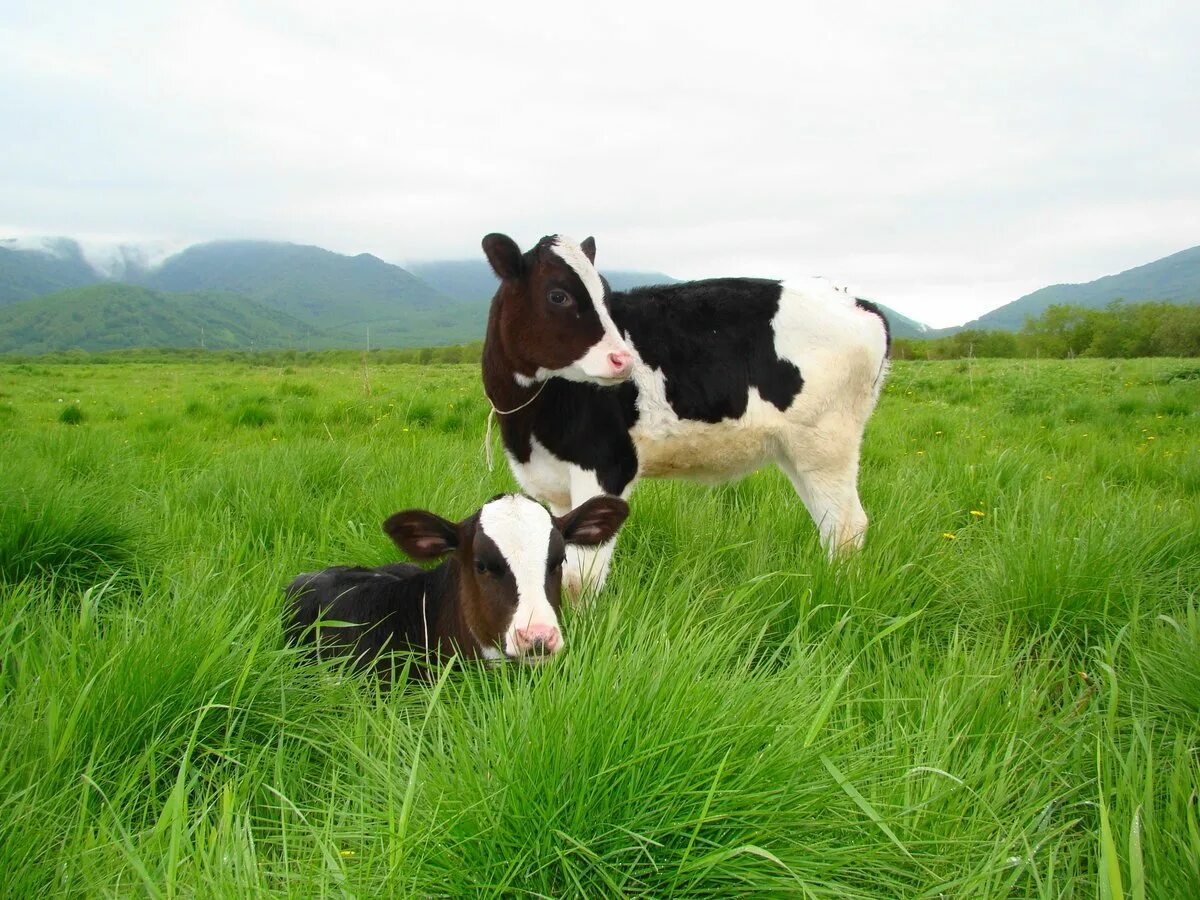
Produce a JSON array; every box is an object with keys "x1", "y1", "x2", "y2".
[
  {"x1": 483, "y1": 232, "x2": 634, "y2": 385},
  {"x1": 384, "y1": 494, "x2": 628, "y2": 662}
]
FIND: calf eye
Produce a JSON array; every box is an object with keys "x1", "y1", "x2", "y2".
[
  {"x1": 476, "y1": 559, "x2": 507, "y2": 577},
  {"x1": 548, "y1": 290, "x2": 572, "y2": 307}
]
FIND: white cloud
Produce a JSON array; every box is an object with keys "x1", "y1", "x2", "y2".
[{"x1": 2, "y1": 0, "x2": 1198, "y2": 327}]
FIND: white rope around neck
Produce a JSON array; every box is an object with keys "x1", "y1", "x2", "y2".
[
  {"x1": 421, "y1": 587, "x2": 429, "y2": 659},
  {"x1": 483, "y1": 380, "x2": 548, "y2": 471}
]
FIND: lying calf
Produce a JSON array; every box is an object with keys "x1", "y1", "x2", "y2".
[{"x1": 285, "y1": 493, "x2": 629, "y2": 678}]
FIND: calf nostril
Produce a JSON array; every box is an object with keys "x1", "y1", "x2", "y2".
[
  {"x1": 516, "y1": 626, "x2": 560, "y2": 656},
  {"x1": 608, "y1": 352, "x2": 630, "y2": 372}
]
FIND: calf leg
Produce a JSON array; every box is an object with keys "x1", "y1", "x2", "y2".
[
  {"x1": 562, "y1": 466, "x2": 632, "y2": 601},
  {"x1": 775, "y1": 450, "x2": 868, "y2": 558}
]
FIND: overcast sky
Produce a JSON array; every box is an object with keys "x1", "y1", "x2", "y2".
[{"x1": 2, "y1": 1, "x2": 1198, "y2": 326}]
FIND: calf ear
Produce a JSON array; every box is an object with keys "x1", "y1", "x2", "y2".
[
  {"x1": 383, "y1": 510, "x2": 460, "y2": 559},
  {"x1": 482, "y1": 233, "x2": 523, "y2": 281},
  {"x1": 580, "y1": 236, "x2": 596, "y2": 263},
  {"x1": 555, "y1": 496, "x2": 629, "y2": 546}
]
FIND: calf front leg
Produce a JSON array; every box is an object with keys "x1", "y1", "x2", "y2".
[{"x1": 562, "y1": 466, "x2": 632, "y2": 601}]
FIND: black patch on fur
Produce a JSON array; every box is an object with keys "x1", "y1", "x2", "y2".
[
  {"x1": 470, "y1": 528, "x2": 518, "y2": 597},
  {"x1": 611, "y1": 278, "x2": 803, "y2": 422},
  {"x1": 500, "y1": 377, "x2": 639, "y2": 496},
  {"x1": 853, "y1": 297, "x2": 891, "y2": 355}
]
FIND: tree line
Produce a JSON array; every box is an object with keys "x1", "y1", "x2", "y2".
[
  {"x1": 2, "y1": 341, "x2": 487, "y2": 367},
  {"x1": 894, "y1": 301, "x2": 1200, "y2": 359}
]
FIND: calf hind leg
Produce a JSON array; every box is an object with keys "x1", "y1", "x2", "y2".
[{"x1": 775, "y1": 452, "x2": 868, "y2": 558}]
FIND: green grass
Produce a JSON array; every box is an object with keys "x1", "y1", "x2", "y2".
[{"x1": 0, "y1": 357, "x2": 1197, "y2": 897}]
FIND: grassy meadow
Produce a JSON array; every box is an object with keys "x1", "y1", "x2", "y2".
[{"x1": 1, "y1": 355, "x2": 1198, "y2": 897}]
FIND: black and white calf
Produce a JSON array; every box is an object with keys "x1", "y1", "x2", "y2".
[
  {"x1": 481, "y1": 233, "x2": 890, "y2": 597},
  {"x1": 285, "y1": 494, "x2": 629, "y2": 677}
]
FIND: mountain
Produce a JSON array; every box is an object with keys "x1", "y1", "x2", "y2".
[
  {"x1": 1, "y1": 237, "x2": 487, "y2": 349},
  {"x1": 950, "y1": 245, "x2": 1200, "y2": 333},
  {"x1": 2, "y1": 234, "x2": 933, "y2": 350},
  {"x1": 0, "y1": 283, "x2": 325, "y2": 355},
  {"x1": 0, "y1": 238, "x2": 100, "y2": 304},
  {"x1": 407, "y1": 259, "x2": 680, "y2": 306},
  {"x1": 140, "y1": 240, "x2": 478, "y2": 346},
  {"x1": 875, "y1": 305, "x2": 930, "y2": 340}
]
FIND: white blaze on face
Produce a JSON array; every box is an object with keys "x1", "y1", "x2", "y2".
[
  {"x1": 477, "y1": 495, "x2": 561, "y2": 657},
  {"x1": 549, "y1": 236, "x2": 633, "y2": 383}
]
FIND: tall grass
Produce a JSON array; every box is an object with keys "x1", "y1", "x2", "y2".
[{"x1": 0, "y1": 357, "x2": 1197, "y2": 896}]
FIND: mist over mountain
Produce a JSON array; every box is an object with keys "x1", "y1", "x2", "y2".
[{"x1": 0, "y1": 238, "x2": 99, "y2": 303}]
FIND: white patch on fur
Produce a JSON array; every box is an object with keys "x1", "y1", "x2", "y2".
[
  {"x1": 478, "y1": 643, "x2": 506, "y2": 662},
  {"x1": 478, "y1": 495, "x2": 561, "y2": 657},
  {"x1": 551, "y1": 237, "x2": 607, "y2": 313},
  {"x1": 547, "y1": 236, "x2": 632, "y2": 383},
  {"x1": 507, "y1": 439, "x2": 572, "y2": 512},
  {"x1": 562, "y1": 467, "x2": 628, "y2": 599}
]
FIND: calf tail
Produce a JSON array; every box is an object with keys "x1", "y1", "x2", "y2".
[{"x1": 853, "y1": 298, "x2": 891, "y2": 357}]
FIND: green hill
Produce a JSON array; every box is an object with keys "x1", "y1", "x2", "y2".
[
  {"x1": 141, "y1": 241, "x2": 478, "y2": 346},
  {"x1": 2, "y1": 237, "x2": 934, "y2": 350},
  {"x1": 0, "y1": 239, "x2": 100, "y2": 305},
  {"x1": 950, "y1": 245, "x2": 1200, "y2": 333},
  {"x1": 0, "y1": 283, "x2": 321, "y2": 354}
]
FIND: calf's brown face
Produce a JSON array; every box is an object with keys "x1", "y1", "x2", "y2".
[
  {"x1": 384, "y1": 495, "x2": 628, "y2": 661},
  {"x1": 483, "y1": 233, "x2": 634, "y2": 385}
]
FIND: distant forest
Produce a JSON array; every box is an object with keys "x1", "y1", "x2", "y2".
[
  {"x1": 3, "y1": 342, "x2": 485, "y2": 367},
  {"x1": 894, "y1": 301, "x2": 1200, "y2": 359}
]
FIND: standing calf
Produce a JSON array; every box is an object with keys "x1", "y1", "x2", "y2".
[
  {"x1": 481, "y1": 232, "x2": 890, "y2": 596},
  {"x1": 285, "y1": 494, "x2": 628, "y2": 678}
]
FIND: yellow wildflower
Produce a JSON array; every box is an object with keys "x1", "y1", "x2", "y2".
[
  {"x1": 942, "y1": 532, "x2": 956, "y2": 540},
  {"x1": 970, "y1": 510, "x2": 985, "y2": 517}
]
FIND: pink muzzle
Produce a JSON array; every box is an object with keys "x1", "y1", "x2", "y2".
[{"x1": 514, "y1": 624, "x2": 562, "y2": 657}]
